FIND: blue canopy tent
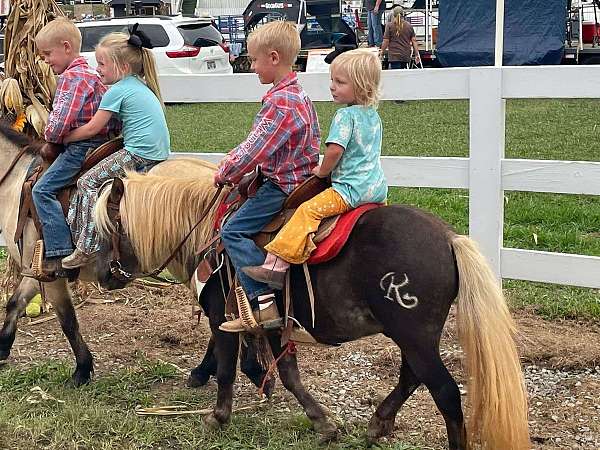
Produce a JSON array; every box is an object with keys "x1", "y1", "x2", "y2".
[{"x1": 437, "y1": 0, "x2": 567, "y2": 66}]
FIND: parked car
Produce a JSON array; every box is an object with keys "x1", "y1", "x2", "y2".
[{"x1": 76, "y1": 16, "x2": 233, "y2": 76}]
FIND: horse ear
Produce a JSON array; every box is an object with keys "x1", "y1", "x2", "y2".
[{"x1": 109, "y1": 177, "x2": 125, "y2": 204}]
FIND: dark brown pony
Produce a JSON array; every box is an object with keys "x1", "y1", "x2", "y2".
[
  {"x1": 94, "y1": 171, "x2": 531, "y2": 450},
  {"x1": 0, "y1": 128, "x2": 271, "y2": 393}
]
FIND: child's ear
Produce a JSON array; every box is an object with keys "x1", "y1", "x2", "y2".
[
  {"x1": 63, "y1": 40, "x2": 73, "y2": 54},
  {"x1": 270, "y1": 50, "x2": 281, "y2": 65}
]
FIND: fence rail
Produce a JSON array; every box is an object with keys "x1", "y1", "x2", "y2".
[{"x1": 3, "y1": 65, "x2": 600, "y2": 289}]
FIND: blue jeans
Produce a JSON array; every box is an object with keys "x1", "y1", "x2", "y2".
[
  {"x1": 389, "y1": 61, "x2": 409, "y2": 69},
  {"x1": 221, "y1": 180, "x2": 287, "y2": 302},
  {"x1": 367, "y1": 9, "x2": 383, "y2": 46},
  {"x1": 32, "y1": 140, "x2": 104, "y2": 258}
]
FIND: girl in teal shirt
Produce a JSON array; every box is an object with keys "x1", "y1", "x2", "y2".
[{"x1": 62, "y1": 25, "x2": 170, "y2": 269}]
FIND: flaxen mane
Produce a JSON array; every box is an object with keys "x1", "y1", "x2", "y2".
[{"x1": 95, "y1": 170, "x2": 220, "y2": 275}]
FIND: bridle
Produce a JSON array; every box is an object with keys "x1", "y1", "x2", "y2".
[{"x1": 105, "y1": 183, "x2": 224, "y2": 284}]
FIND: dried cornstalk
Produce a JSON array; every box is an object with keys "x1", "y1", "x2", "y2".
[{"x1": 1, "y1": 0, "x2": 64, "y2": 135}]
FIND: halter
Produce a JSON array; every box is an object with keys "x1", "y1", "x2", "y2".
[{"x1": 105, "y1": 183, "x2": 224, "y2": 285}]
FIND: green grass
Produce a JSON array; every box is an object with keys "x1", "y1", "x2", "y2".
[{"x1": 0, "y1": 360, "x2": 420, "y2": 450}]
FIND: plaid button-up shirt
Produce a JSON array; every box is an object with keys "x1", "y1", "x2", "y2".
[
  {"x1": 216, "y1": 72, "x2": 320, "y2": 194},
  {"x1": 44, "y1": 57, "x2": 112, "y2": 143}
]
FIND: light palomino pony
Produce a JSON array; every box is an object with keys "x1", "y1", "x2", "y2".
[
  {"x1": 95, "y1": 170, "x2": 531, "y2": 450},
  {"x1": 0, "y1": 129, "x2": 270, "y2": 390}
]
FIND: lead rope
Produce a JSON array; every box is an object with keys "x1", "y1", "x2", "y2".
[{"x1": 258, "y1": 341, "x2": 297, "y2": 398}]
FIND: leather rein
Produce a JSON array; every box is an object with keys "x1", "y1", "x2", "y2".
[{"x1": 106, "y1": 185, "x2": 224, "y2": 285}]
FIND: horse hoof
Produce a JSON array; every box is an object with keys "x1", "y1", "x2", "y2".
[
  {"x1": 69, "y1": 371, "x2": 92, "y2": 388},
  {"x1": 203, "y1": 412, "x2": 224, "y2": 430},
  {"x1": 314, "y1": 419, "x2": 339, "y2": 444},
  {"x1": 187, "y1": 371, "x2": 210, "y2": 388},
  {"x1": 0, "y1": 348, "x2": 10, "y2": 361},
  {"x1": 366, "y1": 415, "x2": 395, "y2": 443},
  {"x1": 260, "y1": 376, "x2": 276, "y2": 399}
]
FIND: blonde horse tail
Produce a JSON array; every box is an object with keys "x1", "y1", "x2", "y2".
[{"x1": 451, "y1": 235, "x2": 530, "y2": 449}]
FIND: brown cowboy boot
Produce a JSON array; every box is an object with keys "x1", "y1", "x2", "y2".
[
  {"x1": 242, "y1": 265, "x2": 286, "y2": 290},
  {"x1": 21, "y1": 240, "x2": 76, "y2": 282},
  {"x1": 219, "y1": 291, "x2": 282, "y2": 333}
]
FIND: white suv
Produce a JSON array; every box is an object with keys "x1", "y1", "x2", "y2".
[{"x1": 76, "y1": 16, "x2": 233, "y2": 76}]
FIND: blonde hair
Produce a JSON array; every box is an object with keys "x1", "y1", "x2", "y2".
[
  {"x1": 97, "y1": 32, "x2": 164, "y2": 106},
  {"x1": 35, "y1": 17, "x2": 82, "y2": 53},
  {"x1": 247, "y1": 21, "x2": 300, "y2": 66},
  {"x1": 392, "y1": 6, "x2": 405, "y2": 36},
  {"x1": 330, "y1": 49, "x2": 381, "y2": 107}
]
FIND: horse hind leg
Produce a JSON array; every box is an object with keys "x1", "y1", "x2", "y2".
[
  {"x1": 266, "y1": 335, "x2": 338, "y2": 444},
  {"x1": 0, "y1": 277, "x2": 39, "y2": 361},
  {"x1": 367, "y1": 353, "x2": 421, "y2": 443},
  {"x1": 402, "y1": 347, "x2": 467, "y2": 450},
  {"x1": 45, "y1": 280, "x2": 94, "y2": 387}
]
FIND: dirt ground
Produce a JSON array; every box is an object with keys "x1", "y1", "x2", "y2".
[{"x1": 2, "y1": 281, "x2": 600, "y2": 449}]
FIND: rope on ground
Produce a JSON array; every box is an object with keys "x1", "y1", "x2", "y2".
[{"x1": 134, "y1": 399, "x2": 267, "y2": 417}]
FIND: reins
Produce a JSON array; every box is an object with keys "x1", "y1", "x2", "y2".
[{"x1": 108, "y1": 185, "x2": 224, "y2": 284}]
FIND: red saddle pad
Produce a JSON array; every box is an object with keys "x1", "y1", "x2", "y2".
[{"x1": 308, "y1": 203, "x2": 383, "y2": 265}]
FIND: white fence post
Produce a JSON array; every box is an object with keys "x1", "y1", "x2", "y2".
[{"x1": 469, "y1": 67, "x2": 505, "y2": 280}]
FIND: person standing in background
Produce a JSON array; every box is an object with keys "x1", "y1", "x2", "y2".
[
  {"x1": 380, "y1": 6, "x2": 421, "y2": 69},
  {"x1": 364, "y1": 0, "x2": 383, "y2": 47}
]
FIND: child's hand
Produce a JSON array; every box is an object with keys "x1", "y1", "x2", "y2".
[
  {"x1": 312, "y1": 165, "x2": 326, "y2": 178},
  {"x1": 213, "y1": 172, "x2": 224, "y2": 188}
]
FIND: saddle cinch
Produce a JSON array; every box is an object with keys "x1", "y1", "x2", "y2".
[
  {"x1": 14, "y1": 137, "x2": 124, "y2": 249},
  {"x1": 194, "y1": 168, "x2": 381, "y2": 344}
]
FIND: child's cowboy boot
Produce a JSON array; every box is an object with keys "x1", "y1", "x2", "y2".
[
  {"x1": 219, "y1": 292, "x2": 282, "y2": 333},
  {"x1": 242, "y1": 266, "x2": 286, "y2": 290}
]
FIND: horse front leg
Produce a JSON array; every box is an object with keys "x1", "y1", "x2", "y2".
[
  {"x1": 203, "y1": 328, "x2": 240, "y2": 429},
  {"x1": 266, "y1": 335, "x2": 338, "y2": 443},
  {"x1": 188, "y1": 335, "x2": 217, "y2": 387},
  {"x1": 240, "y1": 334, "x2": 275, "y2": 398},
  {"x1": 0, "y1": 277, "x2": 39, "y2": 361},
  {"x1": 45, "y1": 280, "x2": 94, "y2": 386}
]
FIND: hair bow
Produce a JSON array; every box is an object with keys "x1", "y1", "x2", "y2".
[
  {"x1": 325, "y1": 33, "x2": 358, "y2": 64},
  {"x1": 128, "y1": 23, "x2": 154, "y2": 49}
]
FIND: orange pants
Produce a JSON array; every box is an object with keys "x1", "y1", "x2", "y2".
[{"x1": 265, "y1": 188, "x2": 350, "y2": 264}]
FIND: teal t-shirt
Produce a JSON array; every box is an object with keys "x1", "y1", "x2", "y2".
[
  {"x1": 100, "y1": 75, "x2": 170, "y2": 161},
  {"x1": 326, "y1": 105, "x2": 388, "y2": 207}
]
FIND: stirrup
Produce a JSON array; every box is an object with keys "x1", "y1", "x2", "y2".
[
  {"x1": 31, "y1": 240, "x2": 45, "y2": 279},
  {"x1": 235, "y1": 286, "x2": 259, "y2": 331}
]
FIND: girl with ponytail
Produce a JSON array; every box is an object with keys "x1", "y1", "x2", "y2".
[
  {"x1": 61, "y1": 24, "x2": 170, "y2": 269},
  {"x1": 380, "y1": 6, "x2": 421, "y2": 69}
]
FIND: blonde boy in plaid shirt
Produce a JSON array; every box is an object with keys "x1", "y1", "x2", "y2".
[
  {"x1": 216, "y1": 21, "x2": 320, "y2": 333},
  {"x1": 31, "y1": 18, "x2": 114, "y2": 276}
]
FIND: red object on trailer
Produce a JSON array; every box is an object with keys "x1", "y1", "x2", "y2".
[{"x1": 582, "y1": 22, "x2": 600, "y2": 44}]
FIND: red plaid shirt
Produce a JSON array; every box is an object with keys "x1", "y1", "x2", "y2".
[
  {"x1": 44, "y1": 57, "x2": 113, "y2": 143},
  {"x1": 216, "y1": 72, "x2": 320, "y2": 194}
]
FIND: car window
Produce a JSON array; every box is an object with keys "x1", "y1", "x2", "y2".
[
  {"x1": 79, "y1": 24, "x2": 170, "y2": 52},
  {"x1": 177, "y1": 23, "x2": 222, "y2": 47},
  {"x1": 137, "y1": 24, "x2": 170, "y2": 48},
  {"x1": 80, "y1": 25, "x2": 128, "y2": 52}
]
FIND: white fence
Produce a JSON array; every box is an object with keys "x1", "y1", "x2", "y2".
[{"x1": 3, "y1": 66, "x2": 600, "y2": 289}]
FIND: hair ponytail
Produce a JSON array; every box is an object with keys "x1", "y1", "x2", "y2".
[
  {"x1": 392, "y1": 6, "x2": 404, "y2": 37},
  {"x1": 140, "y1": 48, "x2": 164, "y2": 107}
]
